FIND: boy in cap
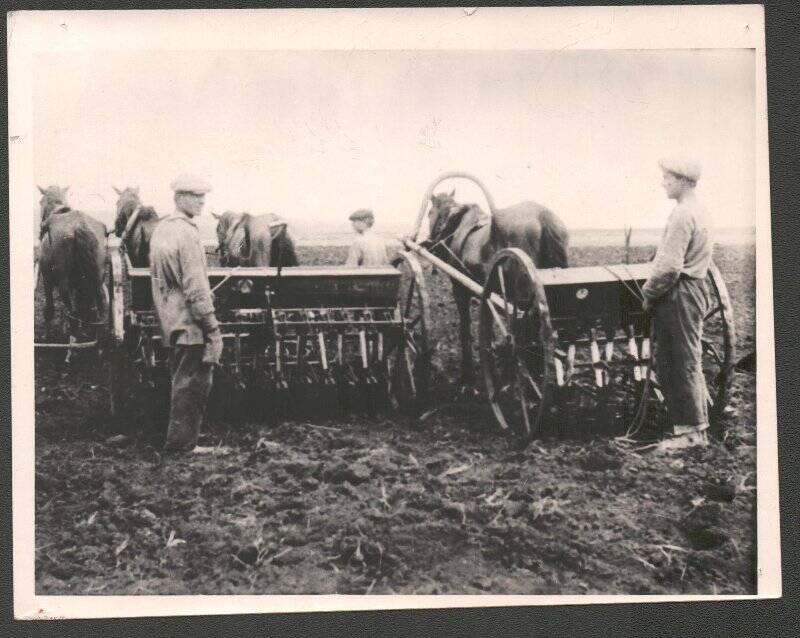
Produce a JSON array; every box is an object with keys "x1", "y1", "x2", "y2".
[
  {"x1": 642, "y1": 156, "x2": 713, "y2": 450},
  {"x1": 345, "y1": 208, "x2": 390, "y2": 267},
  {"x1": 149, "y1": 174, "x2": 225, "y2": 455}
]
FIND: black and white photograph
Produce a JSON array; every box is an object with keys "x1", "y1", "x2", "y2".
[{"x1": 10, "y1": 6, "x2": 779, "y2": 618}]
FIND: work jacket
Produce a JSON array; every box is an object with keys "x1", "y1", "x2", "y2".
[
  {"x1": 642, "y1": 197, "x2": 714, "y2": 301},
  {"x1": 150, "y1": 211, "x2": 217, "y2": 345}
]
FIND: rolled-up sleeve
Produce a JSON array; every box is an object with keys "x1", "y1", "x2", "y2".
[
  {"x1": 642, "y1": 210, "x2": 693, "y2": 301},
  {"x1": 178, "y1": 234, "x2": 216, "y2": 320}
]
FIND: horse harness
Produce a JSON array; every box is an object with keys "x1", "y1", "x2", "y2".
[
  {"x1": 119, "y1": 204, "x2": 142, "y2": 247},
  {"x1": 428, "y1": 210, "x2": 489, "y2": 276},
  {"x1": 39, "y1": 204, "x2": 71, "y2": 243}
]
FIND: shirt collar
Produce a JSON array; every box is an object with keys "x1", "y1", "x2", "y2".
[{"x1": 173, "y1": 209, "x2": 198, "y2": 227}]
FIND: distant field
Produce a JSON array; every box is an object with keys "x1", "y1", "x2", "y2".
[{"x1": 32, "y1": 208, "x2": 755, "y2": 248}]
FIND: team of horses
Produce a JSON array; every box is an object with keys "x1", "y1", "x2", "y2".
[{"x1": 36, "y1": 182, "x2": 570, "y2": 392}]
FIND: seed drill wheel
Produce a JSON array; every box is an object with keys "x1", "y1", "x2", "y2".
[
  {"x1": 703, "y1": 261, "x2": 737, "y2": 433},
  {"x1": 632, "y1": 261, "x2": 737, "y2": 438},
  {"x1": 479, "y1": 248, "x2": 554, "y2": 446},
  {"x1": 391, "y1": 252, "x2": 432, "y2": 417},
  {"x1": 107, "y1": 250, "x2": 135, "y2": 433}
]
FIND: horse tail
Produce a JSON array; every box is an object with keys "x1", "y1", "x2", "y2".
[
  {"x1": 271, "y1": 228, "x2": 299, "y2": 267},
  {"x1": 538, "y1": 208, "x2": 569, "y2": 268},
  {"x1": 71, "y1": 219, "x2": 103, "y2": 319}
]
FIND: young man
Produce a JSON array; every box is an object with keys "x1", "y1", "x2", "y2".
[
  {"x1": 149, "y1": 174, "x2": 224, "y2": 455},
  {"x1": 642, "y1": 157, "x2": 713, "y2": 451},
  {"x1": 345, "y1": 208, "x2": 389, "y2": 267}
]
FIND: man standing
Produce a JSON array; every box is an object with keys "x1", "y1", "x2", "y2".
[
  {"x1": 642, "y1": 157, "x2": 713, "y2": 450},
  {"x1": 150, "y1": 174, "x2": 223, "y2": 454},
  {"x1": 345, "y1": 208, "x2": 390, "y2": 267}
]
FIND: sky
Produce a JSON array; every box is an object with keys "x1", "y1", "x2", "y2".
[{"x1": 33, "y1": 48, "x2": 755, "y2": 239}]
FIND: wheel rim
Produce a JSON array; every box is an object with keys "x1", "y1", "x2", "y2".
[
  {"x1": 702, "y1": 262, "x2": 736, "y2": 428},
  {"x1": 480, "y1": 249, "x2": 552, "y2": 442},
  {"x1": 391, "y1": 253, "x2": 432, "y2": 415}
]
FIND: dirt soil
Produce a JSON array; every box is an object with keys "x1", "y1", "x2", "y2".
[{"x1": 33, "y1": 243, "x2": 757, "y2": 595}]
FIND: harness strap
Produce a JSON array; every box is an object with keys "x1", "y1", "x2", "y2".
[{"x1": 119, "y1": 205, "x2": 142, "y2": 247}]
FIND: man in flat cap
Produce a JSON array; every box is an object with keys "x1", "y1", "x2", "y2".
[
  {"x1": 149, "y1": 174, "x2": 224, "y2": 455},
  {"x1": 345, "y1": 208, "x2": 390, "y2": 267},
  {"x1": 642, "y1": 156, "x2": 713, "y2": 450}
]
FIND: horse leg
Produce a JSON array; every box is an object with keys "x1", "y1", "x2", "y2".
[
  {"x1": 453, "y1": 283, "x2": 479, "y2": 397},
  {"x1": 58, "y1": 278, "x2": 77, "y2": 341},
  {"x1": 43, "y1": 276, "x2": 55, "y2": 342}
]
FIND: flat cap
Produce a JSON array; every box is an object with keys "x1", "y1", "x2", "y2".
[
  {"x1": 658, "y1": 156, "x2": 702, "y2": 183},
  {"x1": 349, "y1": 208, "x2": 375, "y2": 222},
  {"x1": 170, "y1": 173, "x2": 212, "y2": 194}
]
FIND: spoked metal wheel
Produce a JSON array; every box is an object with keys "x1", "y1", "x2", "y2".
[
  {"x1": 390, "y1": 252, "x2": 432, "y2": 417},
  {"x1": 631, "y1": 261, "x2": 736, "y2": 438},
  {"x1": 702, "y1": 261, "x2": 737, "y2": 435},
  {"x1": 107, "y1": 251, "x2": 134, "y2": 433},
  {"x1": 479, "y1": 248, "x2": 554, "y2": 446}
]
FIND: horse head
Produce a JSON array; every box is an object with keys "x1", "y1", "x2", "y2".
[
  {"x1": 38, "y1": 185, "x2": 70, "y2": 226},
  {"x1": 113, "y1": 186, "x2": 141, "y2": 237},
  {"x1": 214, "y1": 211, "x2": 250, "y2": 266},
  {"x1": 427, "y1": 189, "x2": 461, "y2": 244},
  {"x1": 426, "y1": 189, "x2": 477, "y2": 257}
]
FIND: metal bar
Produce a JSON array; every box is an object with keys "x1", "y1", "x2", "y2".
[
  {"x1": 359, "y1": 330, "x2": 368, "y2": 369},
  {"x1": 640, "y1": 337, "x2": 651, "y2": 379},
  {"x1": 401, "y1": 237, "x2": 485, "y2": 297},
  {"x1": 34, "y1": 340, "x2": 98, "y2": 350},
  {"x1": 318, "y1": 332, "x2": 329, "y2": 370}
]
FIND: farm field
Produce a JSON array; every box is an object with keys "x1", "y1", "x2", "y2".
[{"x1": 32, "y1": 243, "x2": 757, "y2": 595}]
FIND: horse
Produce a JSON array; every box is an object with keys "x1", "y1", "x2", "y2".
[
  {"x1": 423, "y1": 185, "x2": 569, "y2": 393},
  {"x1": 213, "y1": 211, "x2": 299, "y2": 267},
  {"x1": 37, "y1": 185, "x2": 108, "y2": 341},
  {"x1": 113, "y1": 186, "x2": 160, "y2": 267}
]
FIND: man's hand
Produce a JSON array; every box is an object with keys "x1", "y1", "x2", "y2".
[
  {"x1": 203, "y1": 330, "x2": 223, "y2": 365},
  {"x1": 642, "y1": 297, "x2": 653, "y2": 313}
]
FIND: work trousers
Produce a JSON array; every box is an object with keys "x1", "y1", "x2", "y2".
[
  {"x1": 653, "y1": 276, "x2": 709, "y2": 433},
  {"x1": 165, "y1": 344, "x2": 214, "y2": 451}
]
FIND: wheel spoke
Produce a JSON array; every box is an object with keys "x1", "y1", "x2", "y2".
[
  {"x1": 704, "y1": 304, "x2": 723, "y2": 321},
  {"x1": 407, "y1": 315, "x2": 422, "y2": 330},
  {"x1": 497, "y1": 265, "x2": 511, "y2": 324},
  {"x1": 518, "y1": 364, "x2": 542, "y2": 400},
  {"x1": 404, "y1": 278, "x2": 416, "y2": 316},
  {"x1": 702, "y1": 339, "x2": 723, "y2": 366},
  {"x1": 404, "y1": 350, "x2": 417, "y2": 395},
  {"x1": 706, "y1": 386, "x2": 714, "y2": 408},
  {"x1": 516, "y1": 382, "x2": 532, "y2": 436},
  {"x1": 486, "y1": 298, "x2": 509, "y2": 336}
]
